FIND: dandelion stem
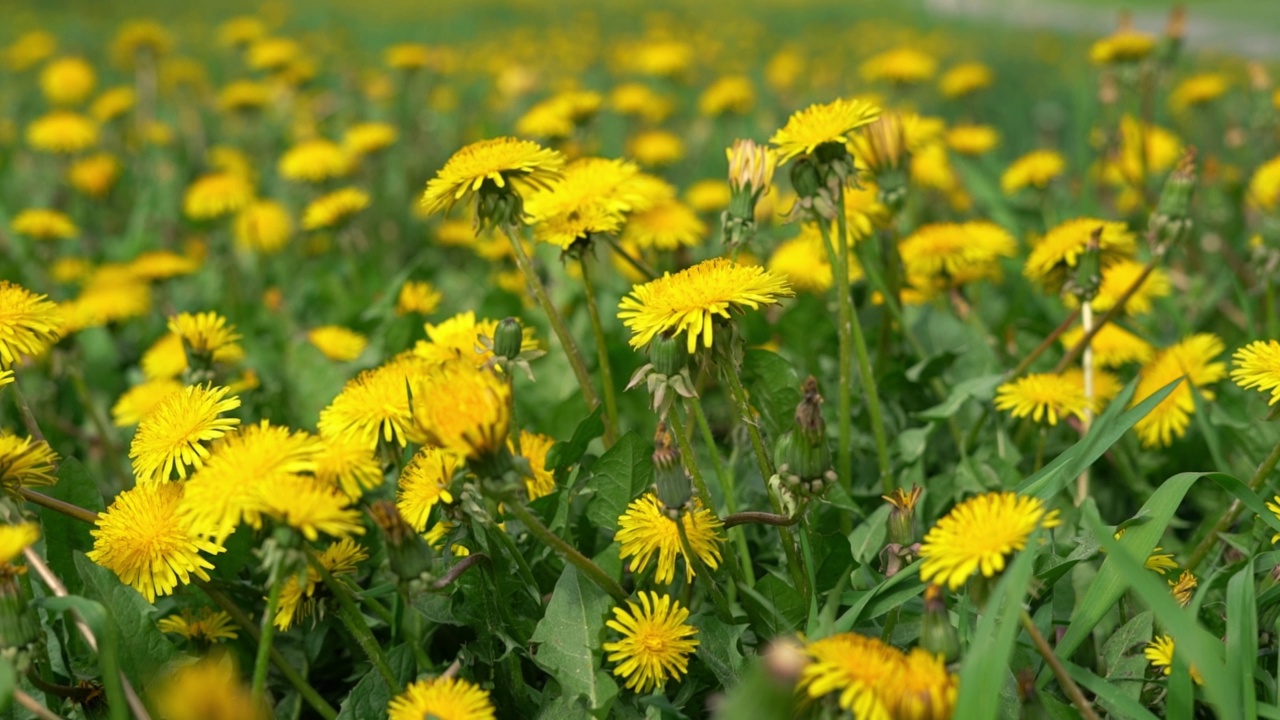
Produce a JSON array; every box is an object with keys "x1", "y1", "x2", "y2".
[
  {"x1": 431, "y1": 553, "x2": 491, "y2": 590},
  {"x1": 675, "y1": 515, "x2": 733, "y2": 623},
  {"x1": 1021, "y1": 610, "x2": 1102, "y2": 720},
  {"x1": 1077, "y1": 300, "x2": 1095, "y2": 505},
  {"x1": 501, "y1": 225, "x2": 601, "y2": 413},
  {"x1": 722, "y1": 511, "x2": 799, "y2": 528},
  {"x1": 70, "y1": 370, "x2": 125, "y2": 484},
  {"x1": 308, "y1": 548, "x2": 400, "y2": 693},
  {"x1": 666, "y1": 405, "x2": 715, "y2": 512},
  {"x1": 1010, "y1": 308, "x2": 1081, "y2": 380},
  {"x1": 1054, "y1": 252, "x2": 1162, "y2": 374},
  {"x1": 20, "y1": 489, "x2": 99, "y2": 525},
  {"x1": 817, "y1": 212, "x2": 854, "y2": 496},
  {"x1": 579, "y1": 253, "x2": 619, "y2": 447},
  {"x1": 605, "y1": 235, "x2": 656, "y2": 280},
  {"x1": 504, "y1": 501, "x2": 628, "y2": 602},
  {"x1": 251, "y1": 577, "x2": 284, "y2": 705},
  {"x1": 9, "y1": 379, "x2": 46, "y2": 444},
  {"x1": 1186, "y1": 433, "x2": 1280, "y2": 572},
  {"x1": 688, "y1": 396, "x2": 755, "y2": 585}
]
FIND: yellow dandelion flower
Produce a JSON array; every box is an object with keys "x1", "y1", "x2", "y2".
[
  {"x1": 0, "y1": 371, "x2": 11, "y2": 390},
  {"x1": 169, "y1": 311, "x2": 242, "y2": 360},
  {"x1": 151, "y1": 656, "x2": 268, "y2": 720},
  {"x1": 1169, "y1": 570, "x2": 1197, "y2": 607},
  {"x1": 1113, "y1": 527, "x2": 1180, "y2": 574},
  {"x1": 1024, "y1": 218, "x2": 1136, "y2": 293},
  {"x1": 26, "y1": 111, "x2": 98, "y2": 154},
  {"x1": 130, "y1": 384, "x2": 242, "y2": 484},
  {"x1": 616, "y1": 493, "x2": 723, "y2": 584},
  {"x1": 1064, "y1": 259, "x2": 1171, "y2": 316},
  {"x1": 1266, "y1": 497, "x2": 1280, "y2": 544},
  {"x1": 1101, "y1": 116, "x2": 1182, "y2": 187},
  {"x1": 1001, "y1": 149, "x2": 1066, "y2": 194},
  {"x1": 414, "y1": 311, "x2": 534, "y2": 367},
  {"x1": 515, "y1": 90, "x2": 602, "y2": 140},
  {"x1": 234, "y1": 200, "x2": 293, "y2": 254},
  {"x1": 11, "y1": 209, "x2": 77, "y2": 241},
  {"x1": 939, "y1": 61, "x2": 994, "y2": 97},
  {"x1": 1248, "y1": 156, "x2": 1280, "y2": 211},
  {"x1": 767, "y1": 225, "x2": 863, "y2": 294},
  {"x1": 622, "y1": 199, "x2": 707, "y2": 251},
  {"x1": 798, "y1": 632, "x2": 903, "y2": 717},
  {"x1": 919, "y1": 491, "x2": 1061, "y2": 590},
  {"x1": 603, "y1": 592, "x2": 699, "y2": 694},
  {"x1": 209, "y1": 146, "x2": 254, "y2": 180},
  {"x1": 626, "y1": 129, "x2": 685, "y2": 168},
  {"x1": 421, "y1": 137, "x2": 565, "y2": 217},
  {"x1": 183, "y1": 173, "x2": 253, "y2": 221},
  {"x1": 618, "y1": 257, "x2": 793, "y2": 353},
  {"x1": 0, "y1": 522, "x2": 39, "y2": 570},
  {"x1": 90, "y1": 86, "x2": 135, "y2": 123},
  {"x1": 884, "y1": 648, "x2": 959, "y2": 720},
  {"x1": 385, "y1": 43, "x2": 431, "y2": 70},
  {"x1": 260, "y1": 474, "x2": 364, "y2": 541},
  {"x1": 698, "y1": 75, "x2": 755, "y2": 116},
  {"x1": 861, "y1": 46, "x2": 938, "y2": 85},
  {"x1": 316, "y1": 433, "x2": 384, "y2": 500},
  {"x1": 128, "y1": 251, "x2": 199, "y2": 281},
  {"x1": 684, "y1": 179, "x2": 732, "y2": 214},
  {"x1": 1060, "y1": 324, "x2": 1153, "y2": 368},
  {"x1": 51, "y1": 257, "x2": 93, "y2": 284},
  {"x1": 218, "y1": 80, "x2": 272, "y2": 113},
  {"x1": 109, "y1": 20, "x2": 171, "y2": 67},
  {"x1": 318, "y1": 364, "x2": 419, "y2": 450},
  {"x1": 0, "y1": 281, "x2": 64, "y2": 368},
  {"x1": 308, "y1": 326, "x2": 368, "y2": 362},
  {"x1": 0, "y1": 434, "x2": 59, "y2": 493},
  {"x1": 1145, "y1": 635, "x2": 1202, "y2": 683},
  {"x1": 247, "y1": 37, "x2": 300, "y2": 71},
  {"x1": 59, "y1": 275, "x2": 152, "y2": 333},
  {"x1": 1090, "y1": 29, "x2": 1156, "y2": 65},
  {"x1": 396, "y1": 446, "x2": 460, "y2": 533},
  {"x1": 157, "y1": 607, "x2": 239, "y2": 644},
  {"x1": 1132, "y1": 334, "x2": 1226, "y2": 448},
  {"x1": 412, "y1": 359, "x2": 510, "y2": 460},
  {"x1": 388, "y1": 677, "x2": 496, "y2": 720},
  {"x1": 68, "y1": 152, "x2": 122, "y2": 198},
  {"x1": 994, "y1": 373, "x2": 1089, "y2": 426},
  {"x1": 625, "y1": 38, "x2": 693, "y2": 78},
  {"x1": 609, "y1": 82, "x2": 673, "y2": 123},
  {"x1": 770, "y1": 97, "x2": 882, "y2": 164},
  {"x1": 524, "y1": 157, "x2": 643, "y2": 249},
  {"x1": 87, "y1": 483, "x2": 224, "y2": 603},
  {"x1": 40, "y1": 56, "x2": 96, "y2": 106},
  {"x1": 396, "y1": 281, "x2": 442, "y2": 316},
  {"x1": 139, "y1": 334, "x2": 186, "y2": 380},
  {"x1": 274, "y1": 538, "x2": 367, "y2": 630},
  {"x1": 179, "y1": 421, "x2": 321, "y2": 541},
  {"x1": 302, "y1": 187, "x2": 370, "y2": 230},
  {"x1": 899, "y1": 221, "x2": 1016, "y2": 291},
  {"x1": 513, "y1": 430, "x2": 557, "y2": 501},
  {"x1": 217, "y1": 16, "x2": 267, "y2": 48},
  {"x1": 112, "y1": 378, "x2": 184, "y2": 427},
  {"x1": 945, "y1": 124, "x2": 1000, "y2": 156},
  {"x1": 280, "y1": 139, "x2": 352, "y2": 183},
  {"x1": 1231, "y1": 340, "x2": 1280, "y2": 405},
  {"x1": 4, "y1": 31, "x2": 56, "y2": 72},
  {"x1": 1060, "y1": 368, "x2": 1124, "y2": 412},
  {"x1": 343, "y1": 122, "x2": 398, "y2": 156}
]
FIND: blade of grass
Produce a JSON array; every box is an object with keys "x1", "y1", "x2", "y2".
[
  {"x1": 1063, "y1": 660, "x2": 1161, "y2": 720},
  {"x1": 1226, "y1": 558, "x2": 1258, "y2": 720}
]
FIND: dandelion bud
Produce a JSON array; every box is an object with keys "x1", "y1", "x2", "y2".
[
  {"x1": 761, "y1": 636, "x2": 808, "y2": 683},
  {"x1": 726, "y1": 139, "x2": 776, "y2": 198},
  {"x1": 494, "y1": 317, "x2": 524, "y2": 360},
  {"x1": 920, "y1": 586, "x2": 960, "y2": 662},
  {"x1": 1066, "y1": 227, "x2": 1102, "y2": 302},
  {"x1": 1149, "y1": 149, "x2": 1197, "y2": 248},
  {"x1": 858, "y1": 113, "x2": 906, "y2": 175},
  {"x1": 882, "y1": 486, "x2": 923, "y2": 547},
  {"x1": 794, "y1": 376, "x2": 826, "y2": 446},
  {"x1": 652, "y1": 424, "x2": 690, "y2": 512},
  {"x1": 790, "y1": 157, "x2": 823, "y2": 200},
  {"x1": 369, "y1": 500, "x2": 433, "y2": 581},
  {"x1": 649, "y1": 333, "x2": 689, "y2": 378}
]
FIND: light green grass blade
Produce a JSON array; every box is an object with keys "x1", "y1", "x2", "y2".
[{"x1": 1227, "y1": 558, "x2": 1259, "y2": 719}]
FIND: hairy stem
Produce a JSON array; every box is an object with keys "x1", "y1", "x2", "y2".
[
  {"x1": 1021, "y1": 611, "x2": 1102, "y2": 720},
  {"x1": 688, "y1": 396, "x2": 755, "y2": 585},
  {"x1": 505, "y1": 501, "x2": 628, "y2": 602},
  {"x1": 251, "y1": 576, "x2": 284, "y2": 704},
  {"x1": 667, "y1": 405, "x2": 715, "y2": 513},
  {"x1": 579, "y1": 254, "x2": 619, "y2": 447}
]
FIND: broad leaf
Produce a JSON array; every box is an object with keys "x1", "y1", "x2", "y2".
[
  {"x1": 530, "y1": 566, "x2": 618, "y2": 719},
  {"x1": 586, "y1": 433, "x2": 652, "y2": 535}
]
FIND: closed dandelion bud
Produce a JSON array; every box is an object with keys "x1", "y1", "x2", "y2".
[
  {"x1": 883, "y1": 486, "x2": 923, "y2": 547},
  {"x1": 859, "y1": 114, "x2": 906, "y2": 175},
  {"x1": 794, "y1": 376, "x2": 826, "y2": 446},
  {"x1": 773, "y1": 428, "x2": 829, "y2": 485},
  {"x1": 920, "y1": 586, "x2": 960, "y2": 663},
  {"x1": 652, "y1": 425, "x2": 690, "y2": 512},
  {"x1": 790, "y1": 157, "x2": 823, "y2": 199},
  {"x1": 649, "y1": 333, "x2": 689, "y2": 378},
  {"x1": 369, "y1": 500, "x2": 433, "y2": 580},
  {"x1": 1150, "y1": 150, "x2": 1196, "y2": 247},
  {"x1": 1067, "y1": 228, "x2": 1102, "y2": 302},
  {"x1": 494, "y1": 317, "x2": 524, "y2": 360},
  {"x1": 726, "y1": 138, "x2": 776, "y2": 200}
]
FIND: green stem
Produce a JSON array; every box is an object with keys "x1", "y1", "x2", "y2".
[
  {"x1": 579, "y1": 254, "x2": 619, "y2": 447},
  {"x1": 1010, "y1": 308, "x2": 1081, "y2": 380},
  {"x1": 676, "y1": 515, "x2": 733, "y2": 623},
  {"x1": 1186, "y1": 432, "x2": 1280, "y2": 572},
  {"x1": 358, "y1": 589, "x2": 396, "y2": 627},
  {"x1": 1021, "y1": 611, "x2": 1102, "y2": 720},
  {"x1": 835, "y1": 200, "x2": 893, "y2": 495},
  {"x1": 505, "y1": 501, "x2": 628, "y2": 602},
  {"x1": 251, "y1": 576, "x2": 284, "y2": 704},
  {"x1": 309, "y1": 549, "x2": 399, "y2": 693},
  {"x1": 817, "y1": 215, "x2": 854, "y2": 496},
  {"x1": 667, "y1": 406, "x2": 715, "y2": 513},
  {"x1": 1053, "y1": 251, "x2": 1162, "y2": 374},
  {"x1": 688, "y1": 397, "x2": 755, "y2": 585},
  {"x1": 501, "y1": 225, "x2": 600, "y2": 412},
  {"x1": 605, "y1": 235, "x2": 656, "y2": 280},
  {"x1": 20, "y1": 489, "x2": 99, "y2": 524}
]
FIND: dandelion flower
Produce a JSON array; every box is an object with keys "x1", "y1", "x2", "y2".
[
  {"x1": 279, "y1": 139, "x2": 352, "y2": 183},
  {"x1": 26, "y1": 111, "x2": 98, "y2": 154},
  {"x1": 884, "y1": 648, "x2": 960, "y2": 720},
  {"x1": 40, "y1": 56, "x2": 96, "y2": 105},
  {"x1": 1170, "y1": 73, "x2": 1229, "y2": 112},
  {"x1": 91, "y1": 86, "x2": 135, "y2": 123},
  {"x1": 524, "y1": 157, "x2": 641, "y2": 248},
  {"x1": 87, "y1": 483, "x2": 224, "y2": 603},
  {"x1": 247, "y1": 37, "x2": 300, "y2": 71},
  {"x1": 5, "y1": 31, "x2": 56, "y2": 72},
  {"x1": 308, "y1": 326, "x2": 368, "y2": 362},
  {"x1": 684, "y1": 179, "x2": 732, "y2": 213},
  {"x1": 1248, "y1": 156, "x2": 1280, "y2": 211},
  {"x1": 1132, "y1": 334, "x2": 1226, "y2": 448},
  {"x1": 128, "y1": 251, "x2": 198, "y2": 281},
  {"x1": 1145, "y1": 635, "x2": 1202, "y2": 683},
  {"x1": 698, "y1": 75, "x2": 755, "y2": 116},
  {"x1": 627, "y1": 129, "x2": 685, "y2": 168},
  {"x1": 1059, "y1": 324, "x2": 1153, "y2": 368},
  {"x1": 396, "y1": 281, "x2": 442, "y2": 316},
  {"x1": 0, "y1": 434, "x2": 59, "y2": 493},
  {"x1": 217, "y1": 80, "x2": 271, "y2": 112},
  {"x1": 388, "y1": 677, "x2": 496, "y2": 720},
  {"x1": 0, "y1": 522, "x2": 39, "y2": 574},
  {"x1": 151, "y1": 656, "x2": 268, "y2": 720},
  {"x1": 412, "y1": 360, "x2": 511, "y2": 459},
  {"x1": 945, "y1": 124, "x2": 1000, "y2": 156},
  {"x1": 1102, "y1": 116, "x2": 1182, "y2": 187},
  {"x1": 603, "y1": 592, "x2": 699, "y2": 694},
  {"x1": 385, "y1": 43, "x2": 431, "y2": 70},
  {"x1": 413, "y1": 311, "x2": 535, "y2": 367},
  {"x1": 69, "y1": 152, "x2": 122, "y2": 197},
  {"x1": 919, "y1": 491, "x2": 1061, "y2": 590},
  {"x1": 130, "y1": 384, "x2": 242, "y2": 484},
  {"x1": 940, "y1": 62, "x2": 994, "y2": 98},
  {"x1": 1002, "y1": 149, "x2": 1066, "y2": 194},
  {"x1": 1064, "y1": 259, "x2": 1171, "y2": 316},
  {"x1": 421, "y1": 137, "x2": 564, "y2": 217},
  {"x1": 1060, "y1": 368, "x2": 1123, "y2": 412},
  {"x1": 1090, "y1": 29, "x2": 1155, "y2": 65},
  {"x1": 260, "y1": 474, "x2": 364, "y2": 541},
  {"x1": 234, "y1": 200, "x2": 293, "y2": 254},
  {"x1": 273, "y1": 538, "x2": 367, "y2": 630},
  {"x1": 343, "y1": 122, "x2": 398, "y2": 156},
  {"x1": 514, "y1": 430, "x2": 556, "y2": 501},
  {"x1": 516, "y1": 91, "x2": 602, "y2": 139},
  {"x1": 183, "y1": 173, "x2": 252, "y2": 221},
  {"x1": 11, "y1": 209, "x2": 78, "y2": 241},
  {"x1": 616, "y1": 493, "x2": 723, "y2": 584},
  {"x1": 318, "y1": 364, "x2": 419, "y2": 450},
  {"x1": 622, "y1": 199, "x2": 707, "y2": 251},
  {"x1": 112, "y1": 379, "x2": 184, "y2": 427},
  {"x1": 618, "y1": 257, "x2": 792, "y2": 353},
  {"x1": 609, "y1": 83, "x2": 673, "y2": 123},
  {"x1": 0, "y1": 281, "x2": 64, "y2": 368},
  {"x1": 302, "y1": 187, "x2": 370, "y2": 230},
  {"x1": 798, "y1": 632, "x2": 903, "y2": 717},
  {"x1": 995, "y1": 373, "x2": 1089, "y2": 426},
  {"x1": 770, "y1": 97, "x2": 881, "y2": 163},
  {"x1": 899, "y1": 221, "x2": 1016, "y2": 291},
  {"x1": 1024, "y1": 218, "x2": 1136, "y2": 293},
  {"x1": 1169, "y1": 570, "x2": 1197, "y2": 607},
  {"x1": 168, "y1": 312, "x2": 242, "y2": 360},
  {"x1": 316, "y1": 433, "x2": 384, "y2": 500},
  {"x1": 157, "y1": 607, "x2": 239, "y2": 644},
  {"x1": 1231, "y1": 340, "x2": 1280, "y2": 405},
  {"x1": 860, "y1": 47, "x2": 938, "y2": 85},
  {"x1": 767, "y1": 225, "x2": 863, "y2": 294},
  {"x1": 110, "y1": 20, "x2": 172, "y2": 67}
]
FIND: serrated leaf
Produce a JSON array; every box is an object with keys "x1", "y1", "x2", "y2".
[
  {"x1": 1101, "y1": 611, "x2": 1152, "y2": 677},
  {"x1": 847, "y1": 505, "x2": 890, "y2": 564},
  {"x1": 530, "y1": 566, "x2": 618, "y2": 719},
  {"x1": 694, "y1": 615, "x2": 747, "y2": 689},
  {"x1": 40, "y1": 458, "x2": 104, "y2": 597},
  {"x1": 587, "y1": 433, "x2": 652, "y2": 535},
  {"x1": 73, "y1": 552, "x2": 179, "y2": 688},
  {"x1": 337, "y1": 645, "x2": 415, "y2": 720},
  {"x1": 741, "y1": 349, "x2": 801, "y2": 439},
  {"x1": 548, "y1": 406, "x2": 604, "y2": 478}
]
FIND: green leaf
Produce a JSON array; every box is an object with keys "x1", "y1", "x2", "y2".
[
  {"x1": 0, "y1": 658, "x2": 13, "y2": 712},
  {"x1": 337, "y1": 645, "x2": 416, "y2": 720},
  {"x1": 529, "y1": 565, "x2": 618, "y2": 719},
  {"x1": 741, "y1": 349, "x2": 801, "y2": 438},
  {"x1": 694, "y1": 615, "x2": 747, "y2": 689},
  {"x1": 740, "y1": 574, "x2": 806, "y2": 638},
  {"x1": 832, "y1": 561, "x2": 920, "y2": 632},
  {"x1": 953, "y1": 528, "x2": 1042, "y2": 720},
  {"x1": 1227, "y1": 558, "x2": 1258, "y2": 720},
  {"x1": 37, "y1": 595, "x2": 127, "y2": 720},
  {"x1": 1101, "y1": 611, "x2": 1152, "y2": 677},
  {"x1": 1064, "y1": 660, "x2": 1161, "y2": 720},
  {"x1": 587, "y1": 433, "x2": 652, "y2": 536},
  {"x1": 39, "y1": 458, "x2": 104, "y2": 597},
  {"x1": 708, "y1": 658, "x2": 793, "y2": 720},
  {"x1": 846, "y1": 505, "x2": 890, "y2": 564},
  {"x1": 547, "y1": 406, "x2": 604, "y2": 477},
  {"x1": 73, "y1": 552, "x2": 179, "y2": 689},
  {"x1": 915, "y1": 373, "x2": 1002, "y2": 421}
]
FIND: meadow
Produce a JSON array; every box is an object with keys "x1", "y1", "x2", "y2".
[{"x1": 1, "y1": 0, "x2": 1279, "y2": 718}]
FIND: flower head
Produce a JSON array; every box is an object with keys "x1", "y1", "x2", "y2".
[
  {"x1": 1001, "y1": 150, "x2": 1066, "y2": 194},
  {"x1": 515, "y1": 91, "x2": 602, "y2": 139},
  {"x1": 899, "y1": 221, "x2": 1016, "y2": 292},
  {"x1": 767, "y1": 226, "x2": 863, "y2": 294},
  {"x1": 603, "y1": 592, "x2": 699, "y2": 694},
  {"x1": 946, "y1": 124, "x2": 1000, "y2": 156},
  {"x1": 279, "y1": 139, "x2": 352, "y2": 183},
  {"x1": 303, "y1": 187, "x2": 370, "y2": 230},
  {"x1": 69, "y1": 152, "x2": 122, "y2": 197},
  {"x1": 168, "y1": 312, "x2": 242, "y2": 360},
  {"x1": 26, "y1": 111, "x2": 98, "y2": 154},
  {"x1": 1170, "y1": 570, "x2": 1197, "y2": 607},
  {"x1": 0, "y1": 281, "x2": 64, "y2": 367},
  {"x1": 308, "y1": 326, "x2": 368, "y2": 362},
  {"x1": 1024, "y1": 218, "x2": 1136, "y2": 293},
  {"x1": 87, "y1": 483, "x2": 224, "y2": 602},
  {"x1": 1145, "y1": 635, "x2": 1202, "y2": 683},
  {"x1": 130, "y1": 384, "x2": 242, "y2": 484},
  {"x1": 524, "y1": 157, "x2": 643, "y2": 249},
  {"x1": 318, "y1": 363, "x2": 420, "y2": 450},
  {"x1": 0, "y1": 523, "x2": 39, "y2": 570},
  {"x1": 260, "y1": 474, "x2": 365, "y2": 541},
  {"x1": 0, "y1": 434, "x2": 58, "y2": 493},
  {"x1": 413, "y1": 311, "x2": 535, "y2": 367},
  {"x1": 1232, "y1": 340, "x2": 1280, "y2": 406},
  {"x1": 183, "y1": 173, "x2": 253, "y2": 221},
  {"x1": 235, "y1": 200, "x2": 293, "y2": 254},
  {"x1": 726, "y1": 139, "x2": 777, "y2": 197},
  {"x1": 995, "y1": 373, "x2": 1089, "y2": 426},
  {"x1": 112, "y1": 379, "x2": 184, "y2": 427},
  {"x1": 388, "y1": 677, "x2": 496, "y2": 720},
  {"x1": 396, "y1": 446, "x2": 459, "y2": 531},
  {"x1": 273, "y1": 538, "x2": 367, "y2": 630},
  {"x1": 627, "y1": 129, "x2": 685, "y2": 168},
  {"x1": 1090, "y1": 29, "x2": 1156, "y2": 65},
  {"x1": 1132, "y1": 334, "x2": 1227, "y2": 448},
  {"x1": 770, "y1": 97, "x2": 882, "y2": 163},
  {"x1": 421, "y1": 137, "x2": 565, "y2": 217},
  {"x1": 940, "y1": 62, "x2": 994, "y2": 98},
  {"x1": 861, "y1": 47, "x2": 938, "y2": 85},
  {"x1": 884, "y1": 648, "x2": 959, "y2": 720},
  {"x1": 623, "y1": 199, "x2": 707, "y2": 251},
  {"x1": 1064, "y1": 259, "x2": 1170, "y2": 316},
  {"x1": 699, "y1": 75, "x2": 755, "y2": 117},
  {"x1": 1060, "y1": 324, "x2": 1153, "y2": 368},
  {"x1": 616, "y1": 493, "x2": 723, "y2": 584},
  {"x1": 798, "y1": 632, "x2": 904, "y2": 716},
  {"x1": 919, "y1": 491, "x2": 1061, "y2": 589},
  {"x1": 91, "y1": 86, "x2": 136, "y2": 122},
  {"x1": 396, "y1": 281, "x2": 442, "y2": 316},
  {"x1": 343, "y1": 122, "x2": 398, "y2": 156},
  {"x1": 618, "y1": 258, "x2": 792, "y2": 353},
  {"x1": 412, "y1": 360, "x2": 511, "y2": 459},
  {"x1": 218, "y1": 80, "x2": 271, "y2": 112},
  {"x1": 157, "y1": 607, "x2": 239, "y2": 644},
  {"x1": 40, "y1": 56, "x2": 96, "y2": 105},
  {"x1": 151, "y1": 656, "x2": 268, "y2": 720},
  {"x1": 514, "y1": 430, "x2": 557, "y2": 501},
  {"x1": 12, "y1": 209, "x2": 77, "y2": 241},
  {"x1": 316, "y1": 433, "x2": 384, "y2": 500}
]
